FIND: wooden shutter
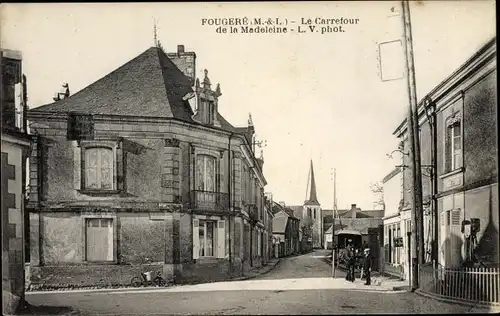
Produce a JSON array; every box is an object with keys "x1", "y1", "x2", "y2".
[
  {"x1": 258, "y1": 231, "x2": 261, "y2": 256},
  {"x1": 116, "y1": 145, "x2": 124, "y2": 192},
  {"x1": 217, "y1": 220, "x2": 225, "y2": 258},
  {"x1": 193, "y1": 219, "x2": 200, "y2": 259},
  {"x1": 451, "y1": 209, "x2": 461, "y2": 226},
  {"x1": 73, "y1": 143, "x2": 81, "y2": 190}
]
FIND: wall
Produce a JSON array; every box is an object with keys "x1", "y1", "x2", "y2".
[
  {"x1": 463, "y1": 70, "x2": 497, "y2": 185},
  {"x1": 464, "y1": 184, "x2": 498, "y2": 265},
  {"x1": 28, "y1": 118, "x2": 239, "y2": 207},
  {"x1": 383, "y1": 169, "x2": 401, "y2": 218},
  {"x1": 2, "y1": 137, "x2": 28, "y2": 314}
]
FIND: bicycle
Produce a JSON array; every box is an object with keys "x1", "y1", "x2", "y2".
[
  {"x1": 131, "y1": 270, "x2": 167, "y2": 287},
  {"x1": 129, "y1": 257, "x2": 167, "y2": 288}
]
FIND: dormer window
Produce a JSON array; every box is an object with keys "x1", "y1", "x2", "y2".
[{"x1": 207, "y1": 101, "x2": 215, "y2": 125}]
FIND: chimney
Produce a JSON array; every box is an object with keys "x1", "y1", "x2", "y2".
[
  {"x1": 351, "y1": 204, "x2": 357, "y2": 219},
  {"x1": 177, "y1": 45, "x2": 185, "y2": 54},
  {"x1": 279, "y1": 201, "x2": 286, "y2": 208}
]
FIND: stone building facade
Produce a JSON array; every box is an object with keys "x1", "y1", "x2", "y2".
[
  {"x1": 26, "y1": 44, "x2": 269, "y2": 287},
  {"x1": 391, "y1": 37, "x2": 497, "y2": 269},
  {"x1": 1, "y1": 49, "x2": 31, "y2": 314}
]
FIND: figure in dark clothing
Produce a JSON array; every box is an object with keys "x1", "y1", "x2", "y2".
[
  {"x1": 363, "y1": 248, "x2": 373, "y2": 285},
  {"x1": 345, "y1": 241, "x2": 356, "y2": 282}
]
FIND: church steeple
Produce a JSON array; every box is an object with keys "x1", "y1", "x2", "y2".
[{"x1": 305, "y1": 160, "x2": 320, "y2": 205}]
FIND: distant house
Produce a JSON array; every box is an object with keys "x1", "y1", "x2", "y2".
[
  {"x1": 272, "y1": 202, "x2": 299, "y2": 257},
  {"x1": 322, "y1": 204, "x2": 383, "y2": 250}
]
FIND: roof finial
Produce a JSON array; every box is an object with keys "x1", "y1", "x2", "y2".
[
  {"x1": 248, "y1": 113, "x2": 254, "y2": 127},
  {"x1": 260, "y1": 149, "x2": 264, "y2": 160},
  {"x1": 215, "y1": 83, "x2": 222, "y2": 97},
  {"x1": 203, "y1": 69, "x2": 211, "y2": 89}
]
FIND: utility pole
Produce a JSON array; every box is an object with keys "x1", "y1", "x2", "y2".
[
  {"x1": 400, "y1": 0, "x2": 424, "y2": 290},
  {"x1": 331, "y1": 168, "x2": 337, "y2": 277}
]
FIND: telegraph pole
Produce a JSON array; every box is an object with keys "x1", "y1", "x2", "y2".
[
  {"x1": 400, "y1": 0, "x2": 424, "y2": 290},
  {"x1": 331, "y1": 168, "x2": 337, "y2": 277}
]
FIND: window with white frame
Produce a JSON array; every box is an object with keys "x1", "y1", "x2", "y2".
[
  {"x1": 85, "y1": 147, "x2": 114, "y2": 190},
  {"x1": 198, "y1": 220, "x2": 215, "y2": 257},
  {"x1": 445, "y1": 117, "x2": 462, "y2": 172},
  {"x1": 196, "y1": 155, "x2": 216, "y2": 192},
  {"x1": 192, "y1": 218, "x2": 226, "y2": 259}
]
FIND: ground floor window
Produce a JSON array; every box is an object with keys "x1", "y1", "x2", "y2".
[
  {"x1": 384, "y1": 222, "x2": 401, "y2": 264},
  {"x1": 85, "y1": 218, "x2": 113, "y2": 262},
  {"x1": 199, "y1": 220, "x2": 216, "y2": 257},
  {"x1": 193, "y1": 218, "x2": 226, "y2": 259}
]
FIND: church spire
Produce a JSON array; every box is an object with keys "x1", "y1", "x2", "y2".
[{"x1": 305, "y1": 160, "x2": 320, "y2": 205}]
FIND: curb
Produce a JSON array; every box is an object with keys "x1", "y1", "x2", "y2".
[{"x1": 415, "y1": 289, "x2": 500, "y2": 312}]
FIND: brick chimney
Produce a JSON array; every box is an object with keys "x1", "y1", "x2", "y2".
[
  {"x1": 351, "y1": 204, "x2": 357, "y2": 219},
  {"x1": 166, "y1": 45, "x2": 196, "y2": 86}
]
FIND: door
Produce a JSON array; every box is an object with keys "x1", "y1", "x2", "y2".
[{"x1": 86, "y1": 218, "x2": 113, "y2": 261}]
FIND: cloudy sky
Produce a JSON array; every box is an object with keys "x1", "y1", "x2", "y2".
[{"x1": 2, "y1": 1, "x2": 495, "y2": 210}]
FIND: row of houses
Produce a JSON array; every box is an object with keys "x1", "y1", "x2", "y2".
[
  {"x1": 1, "y1": 43, "x2": 286, "y2": 313},
  {"x1": 381, "y1": 37, "x2": 498, "y2": 281}
]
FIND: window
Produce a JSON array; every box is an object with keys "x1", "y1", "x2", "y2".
[
  {"x1": 199, "y1": 220, "x2": 215, "y2": 257},
  {"x1": 308, "y1": 208, "x2": 312, "y2": 217},
  {"x1": 207, "y1": 101, "x2": 215, "y2": 125},
  {"x1": 85, "y1": 147, "x2": 114, "y2": 190},
  {"x1": 86, "y1": 218, "x2": 113, "y2": 262},
  {"x1": 193, "y1": 219, "x2": 226, "y2": 259},
  {"x1": 445, "y1": 119, "x2": 462, "y2": 172},
  {"x1": 196, "y1": 155, "x2": 216, "y2": 192},
  {"x1": 314, "y1": 209, "x2": 316, "y2": 219}
]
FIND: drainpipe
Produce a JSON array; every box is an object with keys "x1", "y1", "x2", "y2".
[{"x1": 228, "y1": 132, "x2": 234, "y2": 277}]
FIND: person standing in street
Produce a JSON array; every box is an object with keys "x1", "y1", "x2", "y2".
[
  {"x1": 345, "y1": 240, "x2": 356, "y2": 282},
  {"x1": 363, "y1": 247, "x2": 373, "y2": 285}
]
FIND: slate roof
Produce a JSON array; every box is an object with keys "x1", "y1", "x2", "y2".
[
  {"x1": 322, "y1": 208, "x2": 384, "y2": 219},
  {"x1": 31, "y1": 47, "x2": 195, "y2": 120},
  {"x1": 287, "y1": 205, "x2": 304, "y2": 222},
  {"x1": 273, "y1": 216, "x2": 288, "y2": 234}
]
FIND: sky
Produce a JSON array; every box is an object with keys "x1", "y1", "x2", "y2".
[{"x1": 1, "y1": 1, "x2": 496, "y2": 210}]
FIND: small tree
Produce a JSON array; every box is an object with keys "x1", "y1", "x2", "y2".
[
  {"x1": 301, "y1": 216, "x2": 313, "y2": 240},
  {"x1": 370, "y1": 182, "x2": 385, "y2": 210}
]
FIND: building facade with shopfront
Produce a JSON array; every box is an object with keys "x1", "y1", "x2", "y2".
[{"x1": 390, "y1": 37, "x2": 497, "y2": 271}]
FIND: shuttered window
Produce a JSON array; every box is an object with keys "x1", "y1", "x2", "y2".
[
  {"x1": 451, "y1": 209, "x2": 461, "y2": 226},
  {"x1": 193, "y1": 219, "x2": 200, "y2": 259},
  {"x1": 85, "y1": 147, "x2": 114, "y2": 190},
  {"x1": 217, "y1": 220, "x2": 225, "y2": 258}
]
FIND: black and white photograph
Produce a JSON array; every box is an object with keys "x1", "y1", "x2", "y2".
[{"x1": 1, "y1": 1, "x2": 498, "y2": 315}]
